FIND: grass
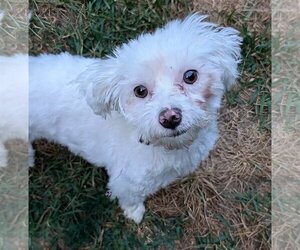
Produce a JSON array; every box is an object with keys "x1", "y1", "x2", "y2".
[
  {"x1": 272, "y1": 0, "x2": 300, "y2": 131},
  {"x1": 28, "y1": 0, "x2": 271, "y2": 249},
  {"x1": 272, "y1": 0, "x2": 300, "y2": 249},
  {"x1": 29, "y1": 0, "x2": 186, "y2": 56},
  {"x1": 0, "y1": 1, "x2": 28, "y2": 54},
  {"x1": 0, "y1": 140, "x2": 28, "y2": 250}
]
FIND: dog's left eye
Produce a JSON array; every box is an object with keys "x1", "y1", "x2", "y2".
[
  {"x1": 134, "y1": 85, "x2": 148, "y2": 98},
  {"x1": 183, "y1": 70, "x2": 198, "y2": 84}
]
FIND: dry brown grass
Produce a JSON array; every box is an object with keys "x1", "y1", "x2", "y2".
[
  {"x1": 272, "y1": 0, "x2": 300, "y2": 249},
  {"x1": 272, "y1": 120, "x2": 300, "y2": 249},
  {"x1": 0, "y1": 140, "x2": 28, "y2": 250},
  {"x1": 191, "y1": 0, "x2": 270, "y2": 30},
  {"x1": 0, "y1": 1, "x2": 29, "y2": 54}
]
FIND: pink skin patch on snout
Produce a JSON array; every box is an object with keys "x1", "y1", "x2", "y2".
[{"x1": 174, "y1": 83, "x2": 186, "y2": 94}]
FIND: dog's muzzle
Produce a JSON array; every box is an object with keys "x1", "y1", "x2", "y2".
[{"x1": 159, "y1": 107, "x2": 182, "y2": 129}]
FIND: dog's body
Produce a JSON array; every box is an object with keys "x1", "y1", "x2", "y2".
[
  {"x1": 29, "y1": 14, "x2": 242, "y2": 223},
  {"x1": 0, "y1": 55, "x2": 28, "y2": 167}
]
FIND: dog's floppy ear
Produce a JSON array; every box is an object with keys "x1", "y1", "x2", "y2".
[
  {"x1": 214, "y1": 26, "x2": 242, "y2": 90},
  {"x1": 182, "y1": 14, "x2": 242, "y2": 90},
  {"x1": 79, "y1": 57, "x2": 122, "y2": 117}
]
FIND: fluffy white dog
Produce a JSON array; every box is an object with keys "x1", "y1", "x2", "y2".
[{"x1": 29, "y1": 14, "x2": 242, "y2": 223}]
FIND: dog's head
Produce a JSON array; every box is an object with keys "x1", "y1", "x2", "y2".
[{"x1": 81, "y1": 14, "x2": 242, "y2": 148}]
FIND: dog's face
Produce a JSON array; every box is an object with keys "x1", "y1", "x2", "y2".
[
  {"x1": 116, "y1": 55, "x2": 223, "y2": 147},
  {"x1": 83, "y1": 14, "x2": 242, "y2": 148}
]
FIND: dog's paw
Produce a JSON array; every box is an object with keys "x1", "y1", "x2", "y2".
[
  {"x1": 28, "y1": 155, "x2": 34, "y2": 167},
  {"x1": 0, "y1": 144, "x2": 8, "y2": 168},
  {"x1": 123, "y1": 203, "x2": 145, "y2": 224},
  {"x1": 28, "y1": 145, "x2": 35, "y2": 167},
  {"x1": 0, "y1": 158, "x2": 7, "y2": 168}
]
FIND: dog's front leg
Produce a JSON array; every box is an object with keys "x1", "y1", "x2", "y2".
[
  {"x1": 120, "y1": 201, "x2": 145, "y2": 224},
  {"x1": 0, "y1": 143, "x2": 8, "y2": 167},
  {"x1": 107, "y1": 177, "x2": 146, "y2": 224},
  {"x1": 28, "y1": 143, "x2": 35, "y2": 167}
]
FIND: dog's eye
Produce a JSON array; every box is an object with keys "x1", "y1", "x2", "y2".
[
  {"x1": 134, "y1": 85, "x2": 148, "y2": 98},
  {"x1": 183, "y1": 70, "x2": 198, "y2": 84}
]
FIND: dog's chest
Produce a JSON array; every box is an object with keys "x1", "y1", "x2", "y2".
[{"x1": 140, "y1": 148, "x2": 195, "y2": 187}]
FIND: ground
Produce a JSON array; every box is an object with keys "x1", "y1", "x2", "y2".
[
  {"x1": 25, "y1": 0, "x2": 271, "y2": 249},
  {"x1": 272, "y1": 0, "x2": 300, "y2": 248}
]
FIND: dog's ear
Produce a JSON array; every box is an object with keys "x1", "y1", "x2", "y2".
[
  {"x1": 79, "y1": 58, "x2": 122, "y2": 117},
  {"x1": 214, "y1": 26, "x2": 242, "y2": 90},
  {"x1": 182, "y1": 14, "x2": 242, "y2": 90}
]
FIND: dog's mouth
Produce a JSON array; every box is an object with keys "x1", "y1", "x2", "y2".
[
  {"x1": 139, "y1": 129, "x2": 188, "y2": 145},
  {"x1": 168, "y1": 128, "x2": 189, "y2": 138},
  {"x1": 159, "y1": 127, "x2": 190, "y2": 139}
]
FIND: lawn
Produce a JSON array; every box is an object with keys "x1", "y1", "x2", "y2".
[
  {"x1": 272, "y1": 0, "x2": 300, "y2": 248},
  {"x1": 29, "y1": 0, "x2": 271, "y2": 249}
]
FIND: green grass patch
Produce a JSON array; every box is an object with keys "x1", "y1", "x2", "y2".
[
  {"x1": 226, "y1": 21, "x2": 271, "y2": 131},
  {"x1": 196, "y1": 232, "x2": 236, "y2": 249},
  {"x1": 29, "y1": 0, "x2": 187, "y2": 56},
  {"x1": 29, "y1": 144, "x2": 186, "y2": 249}
]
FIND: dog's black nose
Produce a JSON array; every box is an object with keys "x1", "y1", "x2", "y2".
[{"x1": 159, "y1": 108, "x2": 182, "y2": 129}]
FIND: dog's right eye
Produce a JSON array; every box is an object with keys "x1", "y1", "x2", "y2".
[
  {"x1": 183, "y1": 70, "x2": 198, "y2": 84},
  {"x1": 134, "y1": 85, "x2": 148, "y2": 98}
]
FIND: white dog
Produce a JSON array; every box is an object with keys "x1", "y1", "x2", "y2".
[{"x1": 29, "y1": 14, "x2": 242, "y2": 223}]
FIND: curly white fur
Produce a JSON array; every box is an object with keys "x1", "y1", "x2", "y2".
[{"x1": 29, "y1": 14, "x2": 242, "y2": 223}]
